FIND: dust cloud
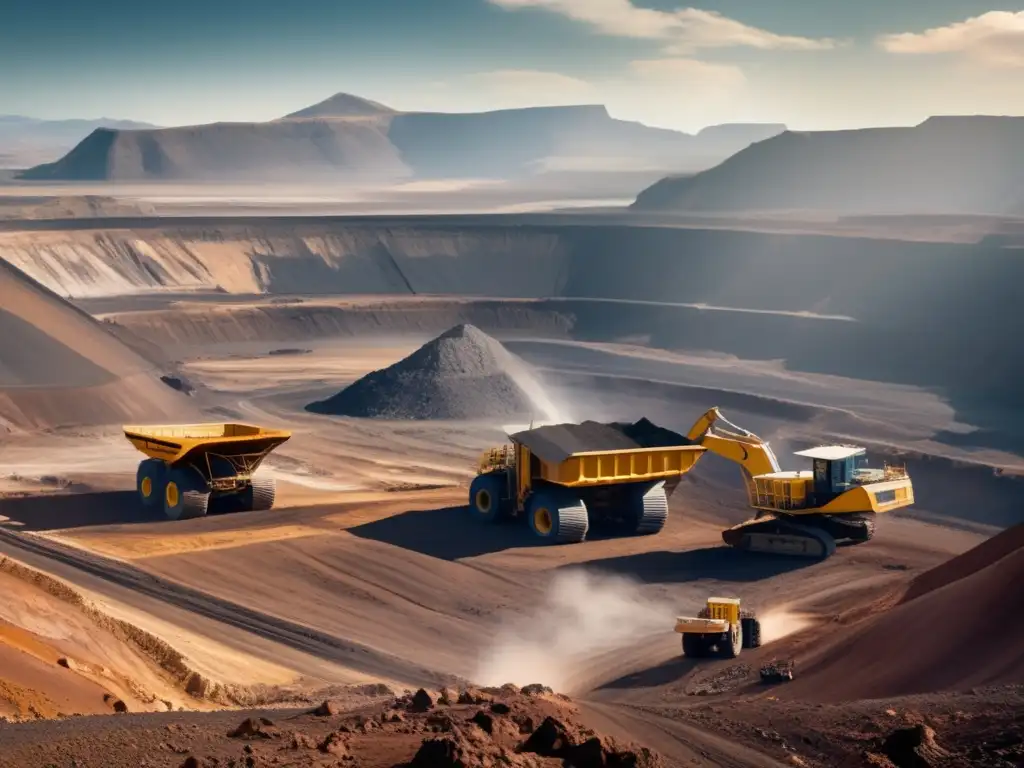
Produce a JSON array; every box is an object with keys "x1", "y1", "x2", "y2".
[
  {"x1": 756, "y1": 607, "x2": 816, "y2": 644},
  {"x1": 472, "y1": 569, "x2": 672, "y2": 692},
  {"x1": 505, "y1": 357, "x2": 573, "y2": 426}
]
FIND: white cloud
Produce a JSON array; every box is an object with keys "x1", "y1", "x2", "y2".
[
  {"x1": 612, "y1": 58, "x2": 749, "y2": 129},
  {"x1": 487, "y1": 0, "x2": 837, "y2": 52},
  {"x1": 432, "y1": 61, "x2": 748, "y2": 132},
  {"x1": 878, "y1": 11, "x2": 1024, "y2": 67},
  {"x1": 425, "y1": 69, "x2": 599, "y2": 110},
  {"x1": 627, "y1": 57, "x2": 745, "y2": 87},
  {"x1": 462, "y1": 69, "x2": 599, "y2": 102}
]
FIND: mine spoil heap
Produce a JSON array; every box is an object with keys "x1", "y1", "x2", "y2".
[
  {"x1": 785, "y1": 522, "x2": 1024, "y2": 702},
  {"x1": 307, "y1": 324, "x2": 547, "y2": 420}
]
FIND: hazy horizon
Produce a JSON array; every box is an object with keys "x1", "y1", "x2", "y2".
[{"x1": 4, "y1": 1, "x2": 1024, "y2": 133}]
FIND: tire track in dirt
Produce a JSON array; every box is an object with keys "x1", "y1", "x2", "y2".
[{"x1": 0, "y1": 528, "x2": 452, "y2": 688}]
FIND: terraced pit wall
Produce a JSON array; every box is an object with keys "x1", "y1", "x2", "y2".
[{"x1": 0, "y1": 217, "x2": 1018, "y2": 415}]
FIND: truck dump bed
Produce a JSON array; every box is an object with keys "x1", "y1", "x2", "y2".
[
  {"x1": 510, "y1": 418, "x2": 706, "y2": 488},
  {"x1": 123, "y1": 423, "x2": 292, "y2": 467}
]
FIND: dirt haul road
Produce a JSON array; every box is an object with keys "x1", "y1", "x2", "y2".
[
  {"x1": 0, "y1": 486, "x2": 984, "y2": 767},
  {"x1": 3, "y1": 475, "x2": 984, "y2": 693},
  {"x1": 0, "y1": 528, "x2": 448, "y2": 688}
]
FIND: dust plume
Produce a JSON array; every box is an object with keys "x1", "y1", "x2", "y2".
[
  {"x1": 756, "y1": 607, "x2": 816, "y2": 644},
  {"x1": 472, "y1": 569, "x2": 672, "y2": 692},
  {"x1": 503, "y1": 354, "x2": 574, "y2": 425}
]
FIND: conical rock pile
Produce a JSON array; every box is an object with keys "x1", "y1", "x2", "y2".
[{"x1": 306, "y1": 324, "x2": 551, "y2": 420}]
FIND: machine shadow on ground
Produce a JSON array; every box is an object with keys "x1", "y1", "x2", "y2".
[
  {"x1": 347, "y1": 505, "x2": 544, "y2": 560},
  {"x1": 0, "y1": 490, "x2": 164, "y2": 531},
  {"x1": 596, "y1": 655, "x2": 699, "y2": 691},
  {"x1": 576, "y1": 546, "x2": 815, "y2": 583}
]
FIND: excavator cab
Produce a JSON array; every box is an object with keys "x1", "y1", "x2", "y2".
[{"x1": 797, "y1": 445, "x2": 868, "y2": 504}]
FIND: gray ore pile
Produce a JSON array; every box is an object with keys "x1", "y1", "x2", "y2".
[{"x1": 306, "y1": 324, "x2": 549, "y2": 420}]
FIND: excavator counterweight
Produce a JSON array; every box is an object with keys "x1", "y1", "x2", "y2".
[{"x1": 686, "y1": 407, "x2": 914, "y2": 560}]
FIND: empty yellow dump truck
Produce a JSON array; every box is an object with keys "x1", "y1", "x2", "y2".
[
  {"x1": 123, "y1": 423, "x2": 291, "y2": 520},
  {"x1": 468, "y1": 418, "x2": 706, "y2": 543}
]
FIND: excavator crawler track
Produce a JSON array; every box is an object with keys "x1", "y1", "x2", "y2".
[
  {"x1": 722, "y1": 515, "x2": 837, "y2": 560},
  {"x1": 826, "y1": 512, "x2": 877, "y2": 542},
  {"x1": 793, "y1": 512, "x2": 877, "y2": 543}
]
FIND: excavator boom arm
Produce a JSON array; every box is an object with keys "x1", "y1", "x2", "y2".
[
  {"x1": 686, "y1": 407, "x2": 782, "y2": 478},
  {"x1": 700, "y1": 434, "x2": 782, "y2": 479}
]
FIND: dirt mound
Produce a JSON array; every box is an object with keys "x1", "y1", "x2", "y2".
[
  {"x1": 306, "y1": 324, "x2": 556, "y2": 421},
  {"x1": 511, "y1": 418, "x2": 692, "y2": 463},
  {"x1": 0, "y1": 259, "x2": 192, "y2": 429},
  {"x1": 0, "y1": 686, "x2": 664, "y2": 768},
  {"x1": 784, "y1": 525, "x2": 1024, "y2": 701},
  {"x1": 902, "y1": 523, "x2": 1024, "y2": 602}
]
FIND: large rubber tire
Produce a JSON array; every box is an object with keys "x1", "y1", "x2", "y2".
[
  {"x1": 469, "y1": 472, "x2": 508, "y2": 524},
  {"x1": 681, "y1": 633, "x2": 710, "y2": 658},
  {"x1": 163, "y1": 466, "x2": 210, "y2": 521},
  {"x1": 741, "y1": 617, "x2": 762, "y2": 649},
  {"x1": 526, "y1": 488, "x2": 589, "y2": 544},
  {"x1": 207, "y1": 493, "x2": 243, "y2": 515},
  {"x1": 719, "y1": 623, "x2": 743, "y2": 659},
  {"x1": 630, "y1": 481, "x2": 669, "y2": 536},
  {"x1": 209, "y1": 476, "x2": 277, "y2": 514},
  {"x1": 136, "y1": 459, "x2": 166, "y2": 509},
  {"x1": 247, "y1": 476, "x2": 277, "y2": 511}
]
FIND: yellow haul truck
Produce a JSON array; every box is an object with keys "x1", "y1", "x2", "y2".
[
  {"x1": 123, "y1": 423, "x2": 291, "y2": 520},
  {"x1": 468, "y1": 418, "x2": 706, "y2": 543},
  {"x1": 685, "y1": 407, "x2": 915, "y2": 559},
  {"x1": 675, "y1": 596, "x2": 762, "y2": 659}
]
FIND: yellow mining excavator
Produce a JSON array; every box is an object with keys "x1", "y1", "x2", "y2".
[{"x1": 686, "y1": 407, "x2": 915, "y2": 559}]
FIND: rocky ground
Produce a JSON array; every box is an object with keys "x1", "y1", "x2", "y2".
[
  {"x1": 673, "y1": 685, "x2": 1024, "y2": 767},
  {"x1": 0, "y1": 685, "x2": 664, "y2": 768}
]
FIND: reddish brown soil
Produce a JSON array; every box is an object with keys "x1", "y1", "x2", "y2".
[
  {"x1": 664, "y1": 685, "x2": 1024, "y2": 768},
  {"x1": 779, "y1": 524, "x2": 1024, "y2": 702},
  {"x1": 902, "y1": 523, "x2": 1024, "y2": 601},
  {"x1": 0, "y1": 685, "x2": 663, "y2": 768}
]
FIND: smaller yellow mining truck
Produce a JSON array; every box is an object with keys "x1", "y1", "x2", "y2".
[{"x1": 675, "y1": 597, "x2": 762, "y2": 659}]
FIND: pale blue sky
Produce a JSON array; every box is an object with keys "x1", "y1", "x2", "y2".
[{"x1": 3, "y1": 0, "x2": 1023, "y2": 131}]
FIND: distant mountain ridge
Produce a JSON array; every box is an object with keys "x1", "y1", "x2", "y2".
[
  {"x1": 0, "y1": 115, "x2": 159, "y2": 169},
  {"x1": 18, "y1": 93, "x2": 787, "y2": 182},
  {"x1": 632, "y1": 115, "x2": 1024, "y2": 216},
  {"x1": 284, "y1": 93, "x2": 396, "y2": 119}
]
